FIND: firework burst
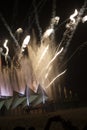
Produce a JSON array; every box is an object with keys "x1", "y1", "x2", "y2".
[{"x1": 0, "y1": 0, "x2": 87, "y2": 108}]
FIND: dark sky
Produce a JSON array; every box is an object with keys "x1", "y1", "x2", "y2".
[{"x1": 0, "y1": 0, "x2": 87, "y2": 101}]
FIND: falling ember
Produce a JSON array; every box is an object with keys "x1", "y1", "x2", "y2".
[{"x1": 0, "y1": 14, "x2": 19, "y2": 47}]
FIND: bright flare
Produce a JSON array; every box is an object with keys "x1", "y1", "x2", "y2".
[
  {"x1": 70, "y1": 9, "x2": 78, "y2": 24},
  {"x1": 3, "y1": 39, "x2": 9, "y2": 57},
  {"x1": 82, "y1": 15, "x2": 87, "y2": 23},
  {"x1": 22, "y1": 35, "x2": 30, "y2": 52}
]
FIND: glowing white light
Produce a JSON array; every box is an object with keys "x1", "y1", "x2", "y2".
[
  {"x1": 3, "y1": 39, "x2": 9, "y2": 56},
  {"x1": 46, "y1": 70, "x2": 66, "y2": 89},
  {"x1": 16, "y1": 28, "x2": 23, "y2": 33},
  {"x1": 51, "y1": 16, "x2": 60, "y2": 25},
  {"x1": 70, "y1": 9, "x2": 78, "y2": 24},
  {"x1": 82, "y1": 15, "x2": 87, "y2": 23},
  {"x1": 22, "y1": 35, "x2": 30, "y2": 52},
  {"x1": 43, "y1": 28, "x2": 54, "y2": 39}
]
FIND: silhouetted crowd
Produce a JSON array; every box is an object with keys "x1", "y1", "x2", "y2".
[{"x1": 13, "y1": 115, "x2": 87, "y2": 130}]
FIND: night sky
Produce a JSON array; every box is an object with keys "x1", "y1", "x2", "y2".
[{"x1": 0, "y1": 0, "x2": 87, "y2": 101}]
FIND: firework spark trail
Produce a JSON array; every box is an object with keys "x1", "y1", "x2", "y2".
[
  {"x1": 37, "y1": 47, "x2": 63, "y2": 80},
  {"x1": 56, "y1": 0, "x2": 87, "y2": 67},
  {"x1": 70, "y1": 9, "x2": 78, "y2": 24},
  {"x1": 21, "y1": 35, "x2": 30, "y2": 52},
  {"x1": 55, "y1": 18, "x2": 68, "y2": 32},
  {"x1": 51, "y1": 3, "x2": 87, "y2": 83},
  {"x1": 57, "y1": 0, "x2": 87, "y2": 53},
  {"x1": 62, "y1": 10, "x2": 78, "y2": 51},
  {"x1": 33, "y1": 0, "x2": 42, "y2": 40},
  {"x1": 38, "y1": 0, "x2": 84, "y2": 93},
  {"x1": 16, "y1": 35, "x2": 31, "y2": 61},
  {"x1": 36, "y1": 44, "x2": 49, "y2": 70},
  {"x1": 0, "y1": 47, "x2": 10, "y2": 62},
  {"x1": 36, "y1": 46, "x2": 63, "y2": 81},
  {"x1": 57, "y1": 10, "x2": 78, "y2": 52},
  {"x1": 39, "y1": 66, "x2": 52, "y2": 94},
  {"x1": 82, "y1": 15, "x2": 87, "y2": 23},
  {"x1": 46, "y1": 70, "x2": 66, "y2": 89},
  {"x1": 0, "y1": 14, "x2": 19, "y2": 47},
  {"x1": 45, "y1": 66, "x2": 52, "y2": 79},
  {"x1": 42, "y1": 29, "x2": 54, "y2": 40},
  {"x1": 0, "y1": 1, "x2": 87, "y2": 100},
  {"x1": 46, "y1": 47, "x2": 63, "y2": 70},
  {"x1": 3, "y1": 39, "x2": 9, "y2": 64}
]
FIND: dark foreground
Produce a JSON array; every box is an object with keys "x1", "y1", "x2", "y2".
[{"x1": 0, "y1": 107, "x2": 87, "y2": 130}]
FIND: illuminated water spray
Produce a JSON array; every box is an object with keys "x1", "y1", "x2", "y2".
[{"x1": 0, "y1": 0, "x2": 87, "y2": 105}]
